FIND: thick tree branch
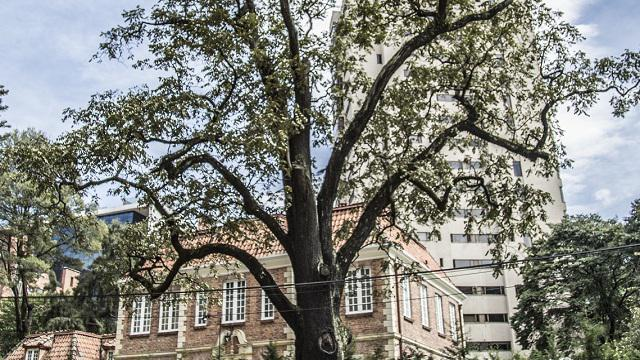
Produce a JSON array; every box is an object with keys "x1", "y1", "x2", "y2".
[
  {"x1": 129, "y1": 242, "x2": 301, "y2": 331},
  {"x1": 172, "y1": 153, "x2": 291, "y2": 253},
  {"x1": 335, "y1": 123, "x2": 462, "y2": 273}
]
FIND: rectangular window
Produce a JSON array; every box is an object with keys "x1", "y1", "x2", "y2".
[
  {"x1": 345, "y1": 267, "x2": 373, "y2": 314},
  {"x1": 261, "y1": 290, "x2": 275, "y2": 320},
  {"x1": 376, "y1": 54, "x2": 383, "y2": 64},
  {"x1": 463, "y1": 313, "x2": 508, "y2": 323},
  {"x1": 513, "y1": 161, "x2": 523, "y2": 177},
  {"x1": 419, "y1": 284, "x2": 429, "y2": 327},
  {"x1": 159, "y1": 294, "x2": 179, "y2": 332},
  {"x1": 451, "y1": 234, "x2": 494, "y2": 243},
  {"x1": 458, "y1": 286, "x2": 474, "y2": 295},
  {"x1": 450, "y1": 234, "x2": 468, "y2": 243},
  {"x1": 130, "y1": 295, "x2": 151, "y2": 335},
  {"x1": 484, "y1": 286, "x2": 505, "y2": 295},
  {"x1": 222, "y1": 280, "x2": 246, "y2": 324},
  {"x1": 435, "y1": 294, "x2": 445, "y2": 334},
  {"x1": 417, "y1": 232, "x2": 439, "y2": 242},
  {"x1": 448, "y1": 161, "x2": 464, "y2": 170},
  {"x1": 467, "y1": 342, "x2": 512, "y2": 351},
  {"x1": 106, "y1": 351, "x2": 114, "y2": 360},
  {"x1": 449, "y1": 303, "x2": 458, "y2": 342},
  {"x1": 453, "y1": 259, "x2": 493, "y2": 268},
  {"x1": 436, "y1": 93, "x2": 455, "y2": 102},
  {"x1": 25, "y1": 349, "x2": 39, "y2": 360},
  {"x1": 401, "y1": 276, "x2": 412, "y2": 319},
  {"x1": 487, "y1": 313, "x2": 509, "y2": 323},
  {"x1": 195, "y1": 292, "x2": 208, "y2": 326}
]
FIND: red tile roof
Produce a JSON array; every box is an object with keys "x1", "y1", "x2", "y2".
[
  {"x1": 184, "y1": 204, "x2": 452, "y2": 282},
  {"x1": 6, "y1": 331, "x2": 114, "y2": 360}
]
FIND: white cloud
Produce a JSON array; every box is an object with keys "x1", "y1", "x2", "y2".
[{"x1": 594, "y1": 188, "x2": 615, "y2": 207}]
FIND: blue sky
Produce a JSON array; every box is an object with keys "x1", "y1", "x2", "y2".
[{"x1": 1, "y1": 0, "x2": 639, "y2": 219}]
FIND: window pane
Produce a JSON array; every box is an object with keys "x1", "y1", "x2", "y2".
[
  {"x1": 449, "y1": 304, "x2": 458, "y2": 341},
  {"x1": 451, "y1": 234, "x2": 467, "y2": 243},
  {"x1": 513, "y1": 161, "x2": 523, "y2": 177},
  {"x1": 435, "y1": 295, "x2": 444, "y2": 334},
  {"x1": 484, "y1": 286, "x2": 504, "y2": 295},
  {"x1": 420, "y1": 285, "x2": 429, "y2": 327}
]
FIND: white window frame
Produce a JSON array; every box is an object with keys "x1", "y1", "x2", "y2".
[
  {"x1": 401, "y1": 276, "x2": 412, "y2": 319},
  {"x1": 159, "y1": 294, "x2": 179, "y2": 333},
  {"x1": 261, "y1": 290, "x2": 275, "y2": 320},
  {"x1": 345, "y1": 267, "x2": 373, "y2": 314},
  {"x1": 449, "y1": 303, "x2": 458, "y2": 342},
  {"x1": 25, "y1": 348, "x2": 39, "y2": 360},
  {"x1": 130, "y1": 295, "x2": 151, "y2": 335},
  {"x1": 419, "y1": 284, "x2": 430, "y2": 328},
  {"x1": 435, "y1": 294, "x2": 445, "y2": 334},
  {"x1": 195, "y1": 292, "x2": 208, "y2": 327},
  {"x1": 222, "y1": 279, "x2": 246, "y2": 324}
]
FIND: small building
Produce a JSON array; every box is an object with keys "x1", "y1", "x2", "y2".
[
  {"x1": 6, "y1": 330, "x2": 115, "y2": 360},
  {"x1": 113, "y1": 205, "x2": 466, "y2": 359}
]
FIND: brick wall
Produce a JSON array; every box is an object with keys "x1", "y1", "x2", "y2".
[{"x1": 116, "y1": 258, "x2": 461, "y2": 359}]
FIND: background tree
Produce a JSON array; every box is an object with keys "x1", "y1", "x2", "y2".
[
  {"x1": 512, "y1": 201, "x2": 640, "y2": 358},
  {"x1": 0, "y1": 130, "x2": 107, "y2": 340},
  {"x1": 0, "y1": 85, "x2": 9, "y2": 138},
  {"x1": 46, "y1": 0, "x2": 640, "y2": 358}
]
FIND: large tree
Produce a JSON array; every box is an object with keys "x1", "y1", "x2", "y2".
[
  {"x1": 0, "y1": 130, "x2": 107, "y2": 340},
  {"x1": 46, "y1": 0, "x2": 639, "y2": 358},
  {"x1": 511, "y1": 201, "x2": 640, "y2": 358}
]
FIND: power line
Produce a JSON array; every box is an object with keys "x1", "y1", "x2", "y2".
[
  {"x1": 0, "y1": 268, "x2": 498, "y2": 302},
  {"x1": 1, "y1": 242, "x2": 638, "y2": 301}
]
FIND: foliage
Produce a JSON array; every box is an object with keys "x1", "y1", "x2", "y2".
[
  {"x1": 0, "y1": 130, "x2": 108, "y2": 339},
  {"x1": 512, "y1": 201, "x2": 640, "y2": 358},
  {"x1": 261, "y1": 341, "x2": 283, "y2": 360},
  {"x1": 44, "y1": 0, "x2": 640, "y2": 358},
  {"x1": 342, "y1": 340, "x2": 356, "y2": 360},
  {"x1": 401, "y1": 345, "x2": 426, "y2": 360},
  {"x1": 602, "y1": 307, "x2": 640, "y2": 360},
  {"x1": 0, "y1": 84, "x2": 8, "y2": 133},
  {"x1": 368, "y1": 344, "x2": 386, "y2": 360}
]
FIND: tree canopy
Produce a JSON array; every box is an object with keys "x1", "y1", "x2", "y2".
[
  {"x1": 31, "y1": 0, "x2": 640, "y2": 358},
  {"x1": 0, "y1": 130, "x2": 107, "y2": 340},
  {"x1": 512, "y1": 200, "x2": 640, "y2": 358}
]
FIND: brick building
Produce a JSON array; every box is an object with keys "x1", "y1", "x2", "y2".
[{"x1": 113, "y1": 205, "x2": 466, "y2": 359}]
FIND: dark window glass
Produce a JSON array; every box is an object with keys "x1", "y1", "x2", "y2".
[
  {"x1": 484, "y1": 286, "x2": 505, "y2": 295},
  {"x1": 463, "y1": 314, "x2": 478, "y2": 323},
  {"x1": 458, "y1": 286, "x2": 474, "y2": 295},
  {"x1": 487, "y1": 314, "x2": 508, "y2": 322},
  {"x1": 451, "y1": 234, "x2": 468, "y2": 243},
  {"x1": 513, "y1": 161, "x2": 523, "y2": 177},
  {"x1": 376, "y1": 54, "x2": 383, "y2": 64}
]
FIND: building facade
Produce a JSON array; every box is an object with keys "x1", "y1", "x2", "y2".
[{"x1": 113, "y1": 206, "x2": 466, "y2": 359}]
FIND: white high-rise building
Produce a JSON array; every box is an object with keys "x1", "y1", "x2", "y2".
[{"x1": 332, "y1": 8, "x2": 567, "y2": 358}]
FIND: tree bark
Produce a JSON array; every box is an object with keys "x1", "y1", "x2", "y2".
[{"x1": 292, "y1": 261, "x2": 341, "y2": 360}]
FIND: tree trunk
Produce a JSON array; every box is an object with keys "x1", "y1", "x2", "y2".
[
  {"x1": 11, "y1": 286, "x2": 25, "y2": 339},
  {"x1": 294, "y1": 283, "x2": 340, "y2": 360},
  {"x1": 19, "y1": 270, "x2": 32, "y2": 337}
]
